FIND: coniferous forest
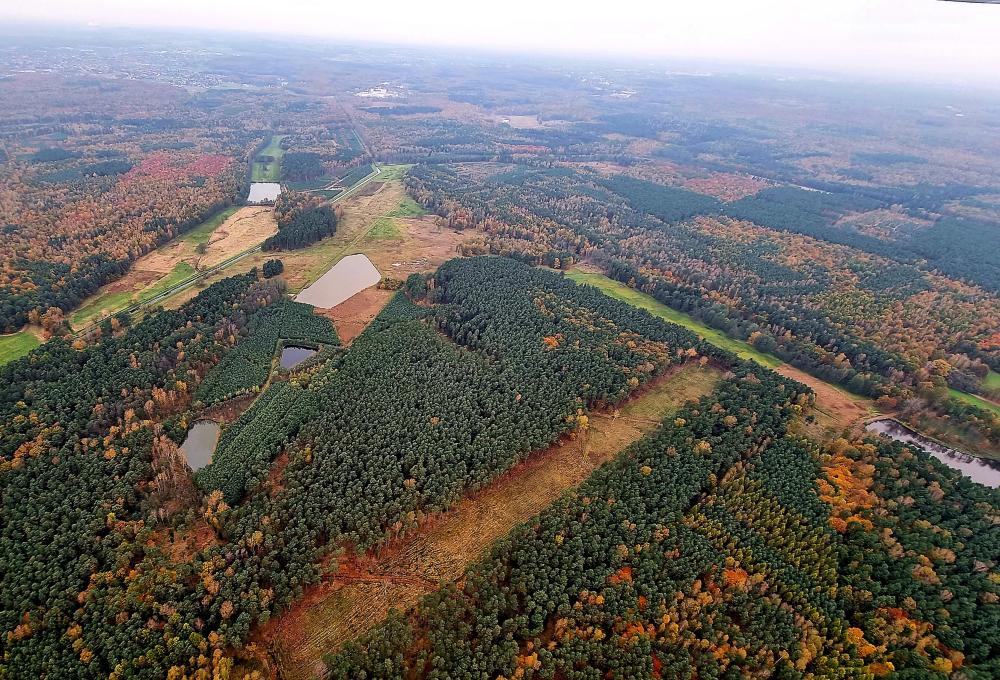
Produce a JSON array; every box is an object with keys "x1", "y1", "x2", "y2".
[{"x1": 2, "y1": 28, "x2": 1000, "y2": 680}]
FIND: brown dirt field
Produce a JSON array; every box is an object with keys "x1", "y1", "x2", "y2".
[
  {"x1": 199, "y1": 207, "x2": 277, "y2": 268},
  {"x1": 254, "y1": 364, "x2": 721, "y2": 680},
  {"x1": 316, "y1": 287, "x2": 393, "y2": 345}
]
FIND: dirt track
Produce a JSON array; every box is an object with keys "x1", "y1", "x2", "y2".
[{"x1": 252, "y1": 364, "x2": 721, "y2": 680}]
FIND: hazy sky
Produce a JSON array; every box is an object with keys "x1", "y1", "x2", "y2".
[{"x1": 5, "y1": 0, "x2": 1000, "y2": 85}]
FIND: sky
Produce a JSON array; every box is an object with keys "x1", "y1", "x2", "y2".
[{"x1": 4, "y1": 0, "x2": 1000, "y2": 86}]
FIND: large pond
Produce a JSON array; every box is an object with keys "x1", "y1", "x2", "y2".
[
  {"x1": 280, "y1": 345, "x2": 317, "y2": 369},
  {"x1": 247, "y1": 182, "x2": 282, "y2": 203},
  {"x1": 295, "y1": 253, "x2": 381, "y2": 308},
  {"x1": 179, "y1": 420, "x2": 221, "y2": 471},
  {"x1": 865, "y1": 418, "x2": 1000, "y2": 488}
]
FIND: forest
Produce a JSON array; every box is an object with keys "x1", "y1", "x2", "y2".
[
  {"x1": 3, "y1": 31, "x2": 1000, "y2": 680},
  {"x1": 404, "y1": 163, "x2": 1000, "y2": 451},
  {"x1": 262, "y1": 191, "x2": 339, "y2": 251}
]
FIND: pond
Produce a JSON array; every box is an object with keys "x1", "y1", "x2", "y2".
[
  {"x1": 247, "y1": 182, "x2": 282, "y2": 203},
  {"x1": 865, "y1": 418, "x2": 1000, "y2": 488},
  {"x1": 179, "y1": 420, "x2": 221, "y2": 471},
  {"x1": 280, "y1": 345, "x2": 317, "y2": 369},
  {"x1": 295, "y1": 253, "x2": 381, "y2": 308}
]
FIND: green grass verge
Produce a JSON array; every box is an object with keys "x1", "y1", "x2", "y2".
[
  {"x1": 984, "y1": 370, "x2": 1000, "y2": 391},
  {"x1": 388, "y1": 196, "x2": 427, "y2": 217},
  {"x1": 377, "y1": 164, "x2": 413, "y2": 182},
  {"x1": 180, "y1": 206, "x2": 239, "y2": 245},
  {"x1": 71, "y1": 262, "x2": 196, "y2": 328},
  {"x1": 565, "y1": 269, "x2": 782, "y2": 368},
  {"x1": 949, "y1": 388, "x2": 1000, "y2": 417},
  {"x1": 0, "y1": 331, "x2": 40, "y2": 366},
  {"x1": 367, "y1": 217, "x2": 402, "y2": 241},
  {"x1": 251, "y1": 135, "x2": 286, "y2": 182}
]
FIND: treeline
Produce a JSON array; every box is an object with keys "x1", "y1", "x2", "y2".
[
  {"x1": 262, "y1": 190, "x2": 338, "y2": 250},
  {"x1": 0, "y1": 272, "x2": 288, "y2": 678},
  {"x1": 328, "y1": 392, "x2": 1000, "y2": 679},
  {"x1": 328, "y1": 362, "x2": 823, "y2": 678}
]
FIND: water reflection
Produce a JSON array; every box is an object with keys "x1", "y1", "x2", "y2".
[
  {"x1": 280, "y1": 345, "x2": 317, "y2": 369},
  {"x1": 865, "y1": 418, "x2": 1000, "y2": 488},
  {"x1": 179, "y1": 420, "x2": 221, "y2": 471}
]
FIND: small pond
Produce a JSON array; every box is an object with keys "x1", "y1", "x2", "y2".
[
  {"x1": 295, "y1": 253, "x2": 381, "y2": 308},
  {"x1": 865, "y1": 418, "x2": 1000, "y2": 488},
  {"x1": 247, "y1": 182, "x2": 282, "y2": 203},
  {"x1": 280, "y1": 345, "x2": 317, "y2": 369},
  {"x1": 179, "y1": 420, "x2": 221, "y2": 471}
]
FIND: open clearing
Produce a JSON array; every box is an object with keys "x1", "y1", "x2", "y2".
[
  {"x1": 566, "y1": 267, "x2": 875, "y2": 435},
  {"x1": 251, "y1": 135, "x2": 285, "y2": 182},
  {"x1": 949, "y1": 387, "x2": 1000, "y2": 416},
  {"x1": 253, "y1": 363, "x2": 722, "y2": 680},
  {"x1": 71, "y1": 206, "x2": 276, "y2": 329},
  {"x1": 566, "y1": 268, "x2": 782, "y2": 367},
  {"x1": 165, "y1": 172, "x2": 469, "y2": 337},
  {"x1": 0, "y1": 329, "x2": 41, "y2": 365}
]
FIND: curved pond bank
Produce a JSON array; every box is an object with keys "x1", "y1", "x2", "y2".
[
  {"x1": 179, "y1": 420, "x2": 221, "y2": 471},
  {"x1": 280, "y1": 345, "x2": 317, "y2": 369},
  {"x1": 865, "y1": 418, "x2": 1000, "y2": 488},
  {"x1": 295, "y1": 253, "x2": 381, "y2": 308}
]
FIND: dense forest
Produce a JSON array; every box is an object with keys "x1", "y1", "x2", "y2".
[
  {"x1": 330, "y1": 408, "x2": 1000, "y2": 678},
  {"x1": 0, "y1": 258, "x2": 740, "y2": 677},
  {"x1": 405, "y1": 164, "x2": 1000, "y2": 449},
  {"x1": 4, "y1": 32, "x2": 1000, "y2": 680},
  {"x1": 262, "y1": 191, "x2": 339, "y2": 251}
]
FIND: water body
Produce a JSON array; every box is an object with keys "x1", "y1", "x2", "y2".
[
  {"x1": 295, "y1": 253, "x2": 381, "y2": 308},
  {"x1": 179, "y1": 420, "x2": 221, "y2": 471},
  {"x1": 865, "y1": 418, "x2": 1000, "y2": 488},
  {"x1": 280, "y1": 345, "x2": 317, "y2": 369},
  {"x1": 247, "y1": 182, "x2": 282, "y2": 203}
]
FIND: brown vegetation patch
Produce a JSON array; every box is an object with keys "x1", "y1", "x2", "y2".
[
  {"x1": 254, "y1": 364, "x2": 721, "y2": 680},
  {"x1": 198, "y1": 207, "x2": 277, "y2": 268},
  {"x1": 316, "y1": 287, "x2": 393, "y2": 345},
  {"x1": 682, "y1": 173, "x2": 771, "y2": 201},
  {"x1": 150, "y1": 519, "x2": 220, "y2": 564},
  {"x1": 777, "y1": 364, "x2": 873, "y2": 438}
]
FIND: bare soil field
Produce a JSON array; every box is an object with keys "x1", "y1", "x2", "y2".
[
  {"x1": 252, "y1": 364, "x2": 722, "y2": 680},
  {"x1": 198, "y1": 207, "x2": 277, "y2": 268},
  {"x1": 316, "y1": 287, "x2": 393, "y2": 344}
]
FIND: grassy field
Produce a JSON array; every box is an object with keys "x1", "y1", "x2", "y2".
[
  {"x1": 985, "y1": 370, "x2": 1000, "y2": 391},
  {"x1": 565, "y1": 269, "x2": 782, "y2": 368},
  {"x1": 251, "y1": 135, "x2": 286, "y2": 182},
  {"x1": 375, "y1": 164, "x2": 413, "y2": 182},
  {"x1": 366, "y1": 217, "x2": 402, "y2": 241},
  {"x1": 949, "y1": 388, "x2": 1000, "y2": 416},
  {"x1": 71, "y1": 262, "x2": 196, "y2": 328},
  {"x1": 180, "y1": 206, "x2": 239, "y2": 245},
  {"x1": 388, "y1": 195, "x2": 427, "y2": 217},
  {"x1": 0, "y1": 331, "x2": 40, "y2": 366}
]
